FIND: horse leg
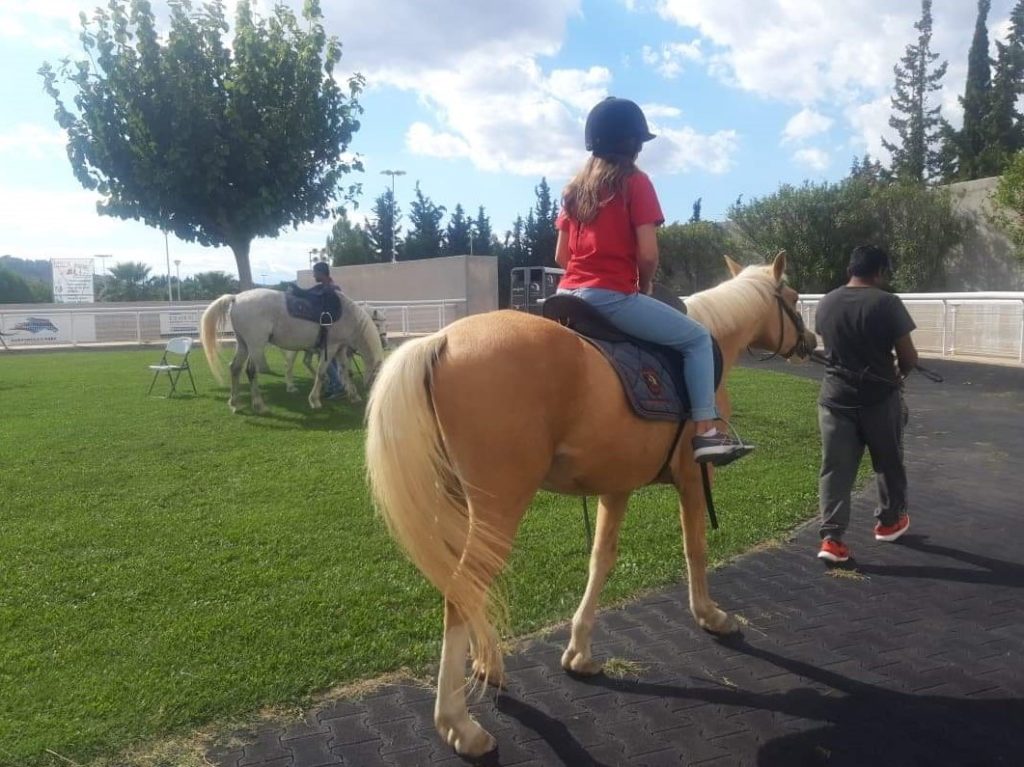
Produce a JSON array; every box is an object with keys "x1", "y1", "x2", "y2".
[
  {"x1": 284, "y1": 350, "x2": 297, "y2": 393},
  {"x1": 436, "y1": 600, "x2": 497, "y2": 757},
  {"x1": 678, "y1": 458, "x2": 738, "y2": 635},
  {"x1": 340, "y1": 350, "x2": 363, "y2": 404},
  {"x1": 308, "y1": 349, "x2": 331, "y2": 409},
  {"x1": 228, "y1": 338, "x2": 248, "y2": 413},
  {"x1": 437, "y1": 496, "x2": 526, "y2": 755},
  {"x1": 303, "y1": 349, "x2": 317, "y2": 379},
  {"x1": 561, "y1": 492, "x2": 630, "y2": 675},
  {"x1": 246, "y1": 347, "x2": 267, "y2": 414}
]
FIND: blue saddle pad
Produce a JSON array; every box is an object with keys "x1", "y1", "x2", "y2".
[
  {"x1": 285, "y1": 284, "x2": 342, "y2": 325},
  {"x1": 542, "y1": 293, "x2": 722, "y2": 422}
]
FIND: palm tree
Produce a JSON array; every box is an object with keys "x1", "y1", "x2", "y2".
[{"x1": 103, "y1": 262, "x2": 153, "y2": 301}]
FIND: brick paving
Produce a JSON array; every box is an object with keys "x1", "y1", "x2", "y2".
[{"x1": 212, "y1": 359, "x2": 1024, "y2": 766}]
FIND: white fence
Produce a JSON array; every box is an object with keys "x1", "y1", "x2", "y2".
[
  {"x1": 0, "y1": 298, "x2": 465, "y2": 350},
  {"x1": 797, "y1": 292, "x2": 1024, "y2": 365}
]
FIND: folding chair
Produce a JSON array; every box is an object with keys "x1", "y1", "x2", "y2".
[{"x1": 148, "y1": 337, "x2": 197, "y2": 397}]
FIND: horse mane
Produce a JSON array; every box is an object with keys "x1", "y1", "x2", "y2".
[
  {"x1": 340, "y1": 293, "x2": 385, "y2": 364},
  {"x1": 684, "y1": 265, "x2": 778, "y2": 339}
]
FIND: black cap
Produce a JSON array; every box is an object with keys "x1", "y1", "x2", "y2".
[{"x1": 584, "y1": 97, "x2": 656, "y2": 156}]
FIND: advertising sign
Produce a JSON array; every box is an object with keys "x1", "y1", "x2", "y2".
[{"x1": 51, "y1": 258, "x2": 95, "y2": 304}]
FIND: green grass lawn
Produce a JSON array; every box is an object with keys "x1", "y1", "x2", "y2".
[{"x1": 0, "y1": 347, "x2": 823, "y2": 766}]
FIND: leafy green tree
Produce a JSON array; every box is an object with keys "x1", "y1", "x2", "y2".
[
  {"x1": 104, "y1": 261, "x2": 154, "y2": 301},
  {"x1": 472, "y1": 206, "x2": 493, "y2": 255},
  {"x1": 40, "y1": 0, "x2": 363, "y2": 290},
  {"x1": 0, "y1": 267, "x2": 48, "y2": 303},
  {"x1": 402, "y1": 183, "x2": 446, "y2": 260},
  {"x1": 993, "y1": 150, "x2": 1024, "y2": 258},
  {"x1": 365, "y1": 190, "x2": 401, "y2": 262},
  {"x1": 325, "y1": 210, "x2": 374, "y2": 266},
  {"x1": 657, "y1": 221, "x2": 733, "y2": 295},
  {"x1": 729, "y1": 176, "x2": 964, "y2": 292},
  {"x1": 444, "y1": 204, "x2": 472, "y2": 256},
  {"x1": 882, "y1": 0, "x2": 949, "y2": 182}
]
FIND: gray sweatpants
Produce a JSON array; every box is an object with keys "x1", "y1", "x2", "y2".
[{"x1": 819, "y1": 392, "x2": 907, "y2": 541}]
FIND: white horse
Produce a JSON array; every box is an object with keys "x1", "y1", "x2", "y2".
[
  {"x1": 282, "y1": 308, "x2": 388, "y2": 400},
  {"x1": 200, "y1": 288, "x2": 385, "y2": 413}
]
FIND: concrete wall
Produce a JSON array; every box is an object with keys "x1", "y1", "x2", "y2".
[
  {"x1": 945, "y1": 177, "x2": 1024, "y2": 291},
  {"x1": 297, "y1": 255, "x2": 499, "y2": 317}
]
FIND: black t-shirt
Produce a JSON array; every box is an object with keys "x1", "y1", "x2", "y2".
[{"x1": 815, "y1": 286, "x2": 916, "y2": 408}]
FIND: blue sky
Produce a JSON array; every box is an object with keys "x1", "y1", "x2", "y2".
[{"x1": 0, "y1": 0, "x2": 1012, "y2": 284}]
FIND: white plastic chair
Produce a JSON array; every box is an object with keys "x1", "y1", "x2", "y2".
[{"x1": 148, "y1": 337, "x2": 197, "y2": 397}]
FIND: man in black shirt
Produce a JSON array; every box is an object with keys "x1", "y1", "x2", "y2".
[{"x1": 815, "y1": 245, "x2": 919, "y2": 563}]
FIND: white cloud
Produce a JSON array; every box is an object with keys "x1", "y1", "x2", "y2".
[
  {"x1": 0, "y1": 124, "x2": 66, "y2": 159},
  {"x1": 406, "y1": 123, "x2": 472, "y2": 160},
  {"x1": 793, "y1": 148, "x2": 830, "y2": 171},
  {"x1": 641, "y1": 40, "x2": 703, "y2": 79},
  {"x1": 650, "y1": 0, "x2": 1018, "y2": 166},
  {"x1": 781, "y1": 108, "x2": 833, "y2": 145},
  {"x1": 643, "y1": 126, "x2": 739, "y2": 175},
  {"x1": 642, "y1": 103, "x2": 683, "y2": 119}
]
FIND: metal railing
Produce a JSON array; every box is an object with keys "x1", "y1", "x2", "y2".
[
  {"x1": 796, "y1": 292, "x2": 1024, "y2": 365},
  {"x1": 0, "y1": 298, "x2": 466, "y2": 350}
]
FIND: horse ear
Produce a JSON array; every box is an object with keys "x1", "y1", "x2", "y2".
[
  {"x1": 772, "y1": 251, "x2": 787, "y2": 282},
  {"x1": 723, "y1": 255, "x2": 744, "y2": 278}
]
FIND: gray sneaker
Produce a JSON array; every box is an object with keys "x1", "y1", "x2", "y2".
[{"x1": 692, "y1": 429, "x2": 755, "y2": 466}]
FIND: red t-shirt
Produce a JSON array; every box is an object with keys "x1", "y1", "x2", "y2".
[{"x1": 556, "y1": 171, "x2": 665, "y2": 294}]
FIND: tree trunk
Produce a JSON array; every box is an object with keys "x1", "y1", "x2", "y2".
[
  {"x1": 230, "y1": 238, "x2": 255, "y2": 291},
  {"x1": 229, "y1": 236, "x2": 270, "y2": 370}
]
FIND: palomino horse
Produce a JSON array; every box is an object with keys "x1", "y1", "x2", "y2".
[
  {"x1": 365, "y1": 253, "x2": 816, "y2": 757},
  {"x1": 282, "y1": 307, "x2": 388, "y2": 400},
  {"x1": 200, "y1": 288, "x2": 385, "y2": 412}
]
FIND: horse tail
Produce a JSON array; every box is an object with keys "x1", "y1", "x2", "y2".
[
  {"x1": 200, "y1": 294, "x2": 236, "y2": 385},
  {"x1": 366, "y1": 332, "x2": 507, "y2": 682}
]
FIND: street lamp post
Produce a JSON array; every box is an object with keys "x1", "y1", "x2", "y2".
[
  {"x1": 164, "y1": 230, "x2": 173, "y2": 302},
  {"x1": 174, "y1": 259, "x2": 181, "y2": 301},
  {"x1": 380, "y1": 169, "x2": 406, "y2": 263}
]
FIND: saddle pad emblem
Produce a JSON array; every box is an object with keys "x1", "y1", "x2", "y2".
[{"x1": 641, "y1": 367, "x2": 663, "y2": 396}]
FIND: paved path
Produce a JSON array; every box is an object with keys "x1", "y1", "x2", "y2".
[{"x1": 212, "y1": 359, "x2": 1024, "y2": 767}]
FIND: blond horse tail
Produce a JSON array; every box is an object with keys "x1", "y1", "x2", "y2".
[
  {"x1": 366, "y1": 333, "x2": 507, "y2": 683},
  {"x1": 200, "y1": 294, "x2": 236, "y2": 385}
]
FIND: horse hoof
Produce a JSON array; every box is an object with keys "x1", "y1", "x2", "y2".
[
  {"x1": 699, "y1": 609, "x2": 739, "y2": 636},
  {"x1": 561, "y1": 647, "x2": 602, "y2": 676},
  {"x1": 440, "y1": 719, "x2": 496, "y2": 757},
  {"x1": 472, "y1": 659, "x2": 506, "y2": 689}
]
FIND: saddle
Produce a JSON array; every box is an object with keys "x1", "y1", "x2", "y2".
[
  {"x1": 542, "y1": 291, "x2": 722, "y2": 422},
  {"x1": 285, "y1": 284, "x2": 343, "y2": 358}
]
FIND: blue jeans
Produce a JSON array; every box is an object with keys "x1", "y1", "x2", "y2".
[
  {"x1": 559, "y1": 287, "x2": 719, "y2": 422},
  {"x1": 326, "y1": 358, "x2": 344, "y2": 394}
]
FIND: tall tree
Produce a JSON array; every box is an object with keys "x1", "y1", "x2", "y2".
[
  {"x1": 472, "y1": 206, "x2": 493, "y2": 255},
  {"x1": 403, "y1": 183, "x2": 446, "y2": 260},
  {"x1": 365, "y1": 190, "x2": 401, "y2": 262},
  {"x1": 689, "y1": 197, "x2": 703, "y2": 223},
  {"x1": 985, "y1": 1, "x2": 1024, "y2": 172},
  {"x1": 40, "y1": 0, "x2": 363, "y2": 290},
  {"x1": 444, "y1": 203, "x2": 472, "y2": 256},
  {"x1": 882, "y1": 0, "x2": 949, "y2": 183},
  {"x1": 524, "y1": 177, "x2": 558, "y2": 266},
  {"x1": 947, "y1": 0, "x2": 994, "y2": 181},
  {"x1": 325, "y1": 210, "x2": 374, "y2": 266},
  {"x1": 181, "y1": 271, "x2": 240, "y2": 300}
]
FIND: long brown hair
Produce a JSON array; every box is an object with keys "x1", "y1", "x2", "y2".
[{"x1": 562, "y1": 154, "x2": 637, "y2": 224}]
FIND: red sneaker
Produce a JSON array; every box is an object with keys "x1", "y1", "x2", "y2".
[
  {"x1": 875, "y1": 514, "x2": 910, "y2": 542},
  {"x1": 817, "y1": 538, "x2": 850, "y2": 563}
]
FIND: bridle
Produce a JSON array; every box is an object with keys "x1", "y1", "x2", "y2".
[{"x1": 751, "y1": 283, "x2": 812, "y2": 361}]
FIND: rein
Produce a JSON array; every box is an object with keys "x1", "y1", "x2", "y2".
[{"x1": 749, "y1": 286, "x2": 811, "y2": 361}]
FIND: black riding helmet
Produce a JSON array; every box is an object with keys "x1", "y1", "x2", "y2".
[{"x1": 584, "y1": 97, "x2": 656, "y2": 157}]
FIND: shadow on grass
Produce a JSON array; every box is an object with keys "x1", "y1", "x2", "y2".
[{"x1": 198, "y1": 379, "x2": 368, "y2": 432}]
